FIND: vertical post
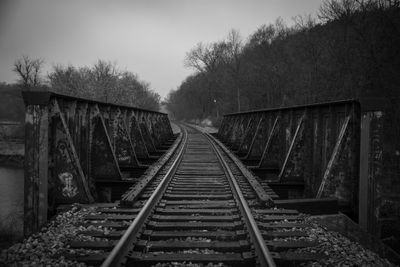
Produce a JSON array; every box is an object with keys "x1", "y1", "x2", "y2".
[
  {"x1": 358, "y1": 97, "x2": 386, "y2": 236},
  {"x1": 359, "y1": 112, "x2": 371, "y2": 231},
  {"x1": 24, "y1": 102, "x2": 49, "y2": 236}
]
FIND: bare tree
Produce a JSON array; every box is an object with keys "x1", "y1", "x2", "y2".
[
  {"x1": 13, "y1": 55, "x2": 44, "y2": 89},
  {"x1": 293, "y1": 14, "x2": 317, "y2": 30},
  {"x1": 223, "y1": 29, "x2": 243, "y2": 112},
  {"x1": 184, "y1": 42, "x2": 225, "y2": 74},
  {"x1": 318, "y1": 0, "x2": 358, "y2": 22},
  {"x1": 184, "y1": 42, "x2": 226, "y2": 118},
  {"x1": 49, "y1": 65, "x2": 95, "y2": 98},
  {"x1": 92, "y1": 60, "x2": 119, "y2": 102}
]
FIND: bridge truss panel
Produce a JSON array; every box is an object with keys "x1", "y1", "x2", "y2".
[{"x1": 22, "y1": 91, "x2": 173, "y2": 236}]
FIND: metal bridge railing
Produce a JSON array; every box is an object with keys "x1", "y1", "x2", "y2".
[
  {"x1": 217, "y1": 97, "x2": 400, "y2": 240},
  {"x1": 22, "y1": 91, "x2": 173, "y2": 236}
]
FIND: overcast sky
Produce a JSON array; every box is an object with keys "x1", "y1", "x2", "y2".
[{"x1": 0, "y1": 0, "x2": 322, "y2": 99}]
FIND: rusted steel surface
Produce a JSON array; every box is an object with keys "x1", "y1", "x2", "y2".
[
  {"x1": 126, "y1": 112, "x2": 149, "y2": 159},
  {"x1": 237, "y1": 113, "x2": 263, "y2": 156},
  {"x1": 218, "y1": 100, "x2": 360, "y2": 214},
  {"x1": 138, "y1": 111, "x2": 157, "y2": 154},
  {"x1": 22, "y1": 91, "x2": 173, "y2": 235},
  {"x1": 51, "y1": 100, "x2": 94, "y2": 204},
  {"x1": 24, "y1": 104, "x2": 48, "y2": 236},
  {"x1": 218, "y1": 98, "x2": 400, "y2": 248},
  {"x1": 90, "y1": 111, "x2": 122, "y2": 181},
  {"x1": 357, "y1": 99, "x2": 400, "y2": 249},
  {"x1": 247, "y1": 113, "x2": 278, "y2": 162}
]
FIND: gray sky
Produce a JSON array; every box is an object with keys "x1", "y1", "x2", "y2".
[{"x1": 0, "y1": 0, "x2": 322, "y2": 99}]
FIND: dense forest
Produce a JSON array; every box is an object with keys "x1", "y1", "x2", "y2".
[
  {"x1": 166, "y1": 0, "x2": 400, "y2": 125},
  {"x1": 0, "y1": 59, "x2": 161, "y2": 123}
]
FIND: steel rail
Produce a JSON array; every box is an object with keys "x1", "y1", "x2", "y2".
[
  {"x1": 101, "y1": 125, "x2": 188, "y2": 267},
  {"x1": 203, "y1": 130, "x2": 277, "y2": 267}
]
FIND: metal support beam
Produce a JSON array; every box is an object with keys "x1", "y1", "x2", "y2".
[
  {"x1": 359, "y1": 113, "x2": 371, "y2": 231},
  {"x1": 128, "y1": 111, "x2": 150, "y2": 159},
  {"x1": 278, "y1": 112, "x2": 306, "y2": 181},
  {"x1": 24, "y1": 104, "x2": 48, "y2": 236},
  {"x1": 237, "y1": 114, "x2": 263, "y2": 156},
  {"x1": 317, "y1": 114, "x2": 351, "y2": 198},
  {"x1": 52, "y1": 99, "x2": 94, "y2": 203},
  {"x1": 22, "y1": 91, "x2": 172, "y2": 234},
  {"x1": 258, "y1": 114, "x2": 280, "y2": 168}
]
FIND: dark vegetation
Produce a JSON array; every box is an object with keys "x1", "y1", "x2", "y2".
[
  {"x1": 0, "y1": 59, "x2": 161, "y2": 124},
  {"x1": 166, "y1": 0, "x2": 400, "y2": 125},
  {"x1": 0, "y1": 84, "x2": 25, "y2": 122}
]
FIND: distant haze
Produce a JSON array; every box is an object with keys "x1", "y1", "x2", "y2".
[{"x1": 0, "y1": 0, "x2": 322, "y2": 99}]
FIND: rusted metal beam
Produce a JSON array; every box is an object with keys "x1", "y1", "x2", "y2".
[
  {"x1": 23, "y1": 91, "x2": 172, "y2": 234},
  {"x1": 237, "y1": 114, "x2": 263, "y2": 156},
  {"x1": 217, "y1": 116, "x2": 233, "y2": 141},
  {"x1": 231, "y1": 114, "x2": 252, "y2": 151},
  {"x1": 357, "y1": 101, "x2": 386, "y2": 236},
  {"x1": 150, "y1": 114, "x2": 165, "y2": 148},
  {"x1": 258, "y1": 114, "x2": 281, "y2": 169},
  {"x1": 138, "y1": 112, "x2": 157, "y2": 154},
  {"x1": 113, "y1": 108, "x2": 140, "y2": 167},
  {"x1": 91, "y1": 105, "x2": 123, "y2": 180},
  {"x1": 316, "y1": 114, "x2": 351, "y2": 198},
  {"x1": 245, "y1": 113, "x2": 274, "y2": 162},
  {"x1": 218, "y1": 98, "x2": 400, "y2": 243},
  {"x1": 278, "y1": 112, "x2": 306, "y2": 181},
  {"x1": 359, "y1": 112, "x2": 371, "y2": 232},
  {"x1": 224, "y1": 99, "x2": 357, "y2": 117},
  {"x1": 223, "y1": 116, "x2": 242, "y2": 144},
  {"x1": 51, "y1": 99, "x2": 94, "y2": 203},
  {"x1": 219, "y1": 100, "x2": 360, "y2": 200},
  {"x1": 23, "y1": 91, "x2": 167, "y2": 115},
  {"x1": 24, "y1": 103, "x2": 48, "y2": 236},
  {"x1": 244, "y1": 113, "x2": 265, "y2": 159},
  {"x1": 127, "y1": 111, "x2": 150, "y2": 159}
]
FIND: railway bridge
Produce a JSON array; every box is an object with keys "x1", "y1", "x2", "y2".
[{"x1": 2, "y1": 92, "x2": 400, "y2": 266}]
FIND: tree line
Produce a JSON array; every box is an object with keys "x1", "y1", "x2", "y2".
[
  {"x1": 11, "y1": 57, "x2": 161, "y2": 111},
  {"x1": 166, "y1": 0, "x2": 400, "y2": 125}
]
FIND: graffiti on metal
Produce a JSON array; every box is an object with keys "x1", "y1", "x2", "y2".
[
  {"x1": 58, "y1": 172, "x2": 78, "y2": 198},
  {"x1": 23, "y1": 91, "x2": 173, "y2": 235},
  {"x1": 91, "y1": 116, "x2": 122, "y2": 180},
  {"x1": 219, "y1": 101, "x2": 359, "y2": 205}
]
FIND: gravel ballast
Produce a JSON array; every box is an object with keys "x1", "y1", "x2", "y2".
[
  {"x1": 1, "y1": 205, "x2": 397, "y2": 266},
  {"x1": 0, "y1": 204, "x2": 105, "y2": 267}
]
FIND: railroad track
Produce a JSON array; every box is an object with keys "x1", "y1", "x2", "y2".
[{"x1": 66, "y1": 124, "x2": 323, "y2": 267}]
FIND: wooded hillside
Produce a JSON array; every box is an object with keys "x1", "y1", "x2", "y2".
[{"x1": 166, "y1": 0, "x2": 400, "y2": 125}]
